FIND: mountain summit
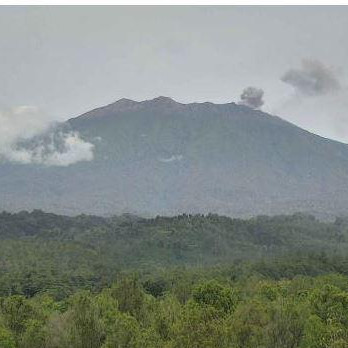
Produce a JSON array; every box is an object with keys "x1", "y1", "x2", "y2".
[{"x1": 1, "y1": 96, "x2": 348, "y2": 218}]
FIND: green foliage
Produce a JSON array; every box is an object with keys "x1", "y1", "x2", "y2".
[
  {"x1": 68, "y1": 292, "x2": 105, "y2": 348},
  {"x1": 101, "y1": 312, "x2": 140, "y2": 348},
  {"x1": 2, "y1": 211, "x2": 348, "y2": 299},
  {"x1": 0, "y1": 295, "x2": 37, "y2": 336},
  {"x1": 193, "y1": 280, "x2": 238, "y2": 314},
  {"x1": 310, "y1": 284, "x2": 348, "y2": 325},
  {"x1": 171, "y1": 301, "x2": 228, "y2": 348},
  {"x1": 0, "y1": 326, "x2": 15, "y2": 348},
  {"x1": 267, "y1": 301, "x2": 304, "y2": 348},
  {"x1": 1, "y1": 272, "x2": 348, "y2": 347},
  {"x1": 2, "y1": 211, "x2": 348, "y2": 347},
  {"x1": 19, "y1": 319, "x2": 46, "y2": 348},
  {"x1": 228, "y1": 300, "x2": 270, "y2": 348},
  {"x1": 111, "y1": 277, "x2": 148, "y2": 322}
]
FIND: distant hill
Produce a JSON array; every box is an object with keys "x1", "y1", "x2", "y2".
[
  {"x1": 1, "y1": 210, "x2": 348, "y2": 297},
  {"x1": 1, "y1": 96, "x2": 348, "y2": 217}
]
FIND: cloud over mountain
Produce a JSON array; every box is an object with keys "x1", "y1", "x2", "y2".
[{"x1": 0, "y1": 106, "x2": 94, "y2": 166}]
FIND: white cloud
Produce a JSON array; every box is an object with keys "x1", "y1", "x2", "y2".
[
  {"x1": 40, "y1": 132, "x2": 94, "y2": 166},
  {"x1": 158, "y1": 154, "x2": 183, "y2": 163},
  {"x1": 0, "y1": 106, "x2": 95, "y2": 166}
]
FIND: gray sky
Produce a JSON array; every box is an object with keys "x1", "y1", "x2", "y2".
[{"x1": 1, "y1": 6, "x2": 348, "y2": 142}]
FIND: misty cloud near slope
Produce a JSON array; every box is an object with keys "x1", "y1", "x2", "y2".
[
  {"x1": 239, "y1": 87, "x2": 265, "y2": 109},
  {"x1": 281, "y1": 59, "x2": 341, "y2": 97},
  {"x1": 158, "y1": 154, "x2": 183, "y2": 163},
  {"x1": 0, "y1": 106, "x2": 94, "y2": 166}
]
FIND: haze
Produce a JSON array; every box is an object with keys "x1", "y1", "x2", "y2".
[{"x1": 1, "y1": 6, "x2": 348, "y2": 142}]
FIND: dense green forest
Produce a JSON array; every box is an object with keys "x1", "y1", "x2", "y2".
[
  {"x1": 2, "y1": 210, "x2": 348, "y2": 347},
  {"x1": 2, "y1": 210, "x2": 348, "y2": 297}
]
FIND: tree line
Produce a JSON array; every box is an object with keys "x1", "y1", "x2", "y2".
[{"x1": 1, "y1": 210, "x2": 348, "y2": 346}]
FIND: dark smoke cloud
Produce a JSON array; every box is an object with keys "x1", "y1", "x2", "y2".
[
  {"x1": 281, "y1": 59, "x2": 341, "y2": 96},
  {"x1": 239, "y1": 86, "x2": 264, "y2": 109}
]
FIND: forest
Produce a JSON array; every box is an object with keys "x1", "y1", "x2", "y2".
[{"x1": 2, "y1": 210, "x2": 348, "y2": 347}]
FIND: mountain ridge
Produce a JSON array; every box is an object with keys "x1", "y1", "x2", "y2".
[
  {"x1": 1, "y1": 96, "x2": 348, "y2": 218},
  {"x1": 70, "y1": 96, "x2": 348, "y2": 146}
]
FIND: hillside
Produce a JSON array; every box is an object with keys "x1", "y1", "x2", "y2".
[
  {"x1": 1, "y1": 97, "x2": 348, "y2": 217},
  {"x1": 2, "y1": 211, "x2": 348, "y2": 347},
  {"x1": 1, "y1": 210, "x2": 348, "y2": 297}
]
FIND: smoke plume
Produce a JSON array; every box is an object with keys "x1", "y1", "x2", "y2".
[
  {"x1": 273, "y1": 59, "x2": 348, "y2": 143},
  {"x1": 281, "y1": 59, "x2": 341, "y2": 96},
  {"x1": 239, "y1": 86, "x2": 265, "y2": 109},
  {"x1": 0, "y1": 106, "x2": 94, "y2": 166}
]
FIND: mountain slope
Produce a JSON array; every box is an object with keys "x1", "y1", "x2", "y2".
[{"x1": 1, "y1": 96, "x2": 348, "y2": 217}]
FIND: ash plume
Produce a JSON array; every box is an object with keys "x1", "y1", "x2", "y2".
[
  {"x1": 239, "y1": 86, "x2": 265, "y2": 109},
  {"x1": 281, "y1": 59, "x2": 341, "y2": 96}
]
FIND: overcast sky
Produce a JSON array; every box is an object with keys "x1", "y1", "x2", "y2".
[{"x1": 1, "y1": 6, "x2": 348, "y2": 142}]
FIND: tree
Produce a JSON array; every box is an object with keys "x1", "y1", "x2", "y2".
[
  {"x1": 193, "y1": 280, "x2": 238, "y2": 315},
  {"x1": 0, "y1": 326, "x2": 15, "y2": 348},
  {"x1": 68, "y1": 291, "x2": 105, "y2": 348}
]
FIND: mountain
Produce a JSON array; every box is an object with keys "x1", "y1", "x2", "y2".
[{"x1": 1, "y1": 96, "x2": 348, "y2": 218}]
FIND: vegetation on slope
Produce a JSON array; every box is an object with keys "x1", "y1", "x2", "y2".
[
  {"x1": 2, "y1": 210, "x2": 348, "y2": 347},
  {"x1": 2, "y1": 268, "x2": 348, "y2": 347},
  {"x1": 1, "y1": 210, "x2": 348, "y2": 297}
]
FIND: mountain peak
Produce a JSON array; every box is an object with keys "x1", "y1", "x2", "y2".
[
  {"x1": 5, "y1": 93, "x2": 348, "y2": 219},
  {"x1": 144, "y1": 96, "x2": 181, "y2": 107},
  {"x1": 153, "y1": 96, "x2": 176, "y2": 102},
  {"x1": 116, "y1": 97, "x2": 137, "y2": 104},
  {"x1": 111, "y1": 98, "x2": 139, "y2": 110}
]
